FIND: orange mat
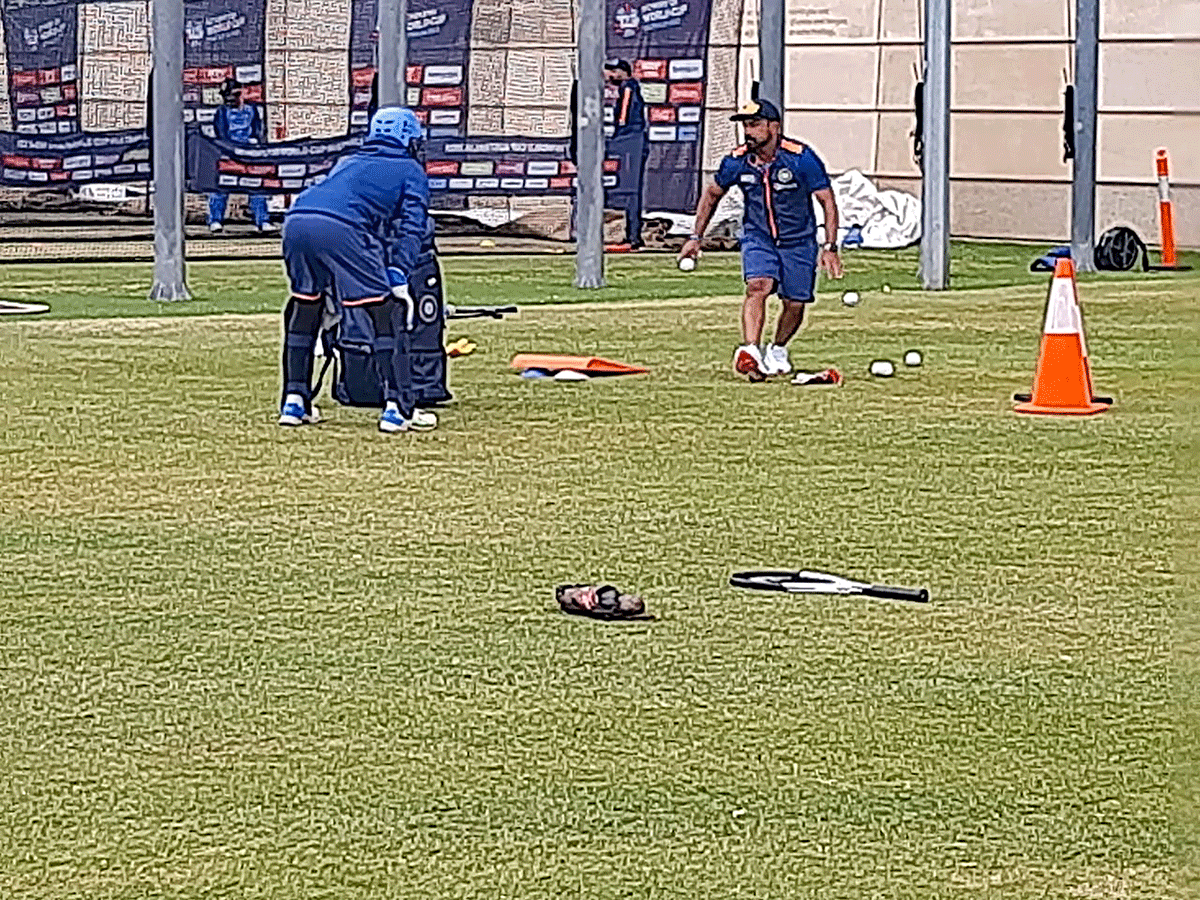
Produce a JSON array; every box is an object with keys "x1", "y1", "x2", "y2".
[{"x1": 510, "y1": 353, "x2": 648, "y2": 375}]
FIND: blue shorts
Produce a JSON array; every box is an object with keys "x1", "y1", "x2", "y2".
[
  {"x1": 741, "y1": 232, "x2": 818, "y2": 303},
  {"x1": 283, "y1": 212, "x2": 391, "y2": 306}
]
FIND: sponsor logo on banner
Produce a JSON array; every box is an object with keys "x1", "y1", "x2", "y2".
[
  {"x1": 524, "y1": 178, "x2": 549, "y2": 189},
  {"x1": 423, "y1": 65, "x2": 463, "y2": 85},
  {"x1": 603, "y1": 174, "x2": 617, "y2": 187},
  {"x1": 237, "y1": 176, "x2": 262, "y2": 188},
  {"x1": 422, "y1": 87, "x2": 463, "y2": 107},
  {"x1": 408, "y1": 6, "x2": 448, "y2": 38},
  {"x1": 474, "y1": 178, "x2": 499, "y2": 188},
  {"x1": 648, "y1": 106, "x2": 675, "y2": 123},
  {"x1": 236, "y1": 65, "x2": 262, "y2": 83},
  {"x1": 612, "y1": 2, "x2": 641, "y2": 37},
  {"x1": 550, "y1": 177, "x2": 573, "y2": 189},
  {"x1": 277, "y1": 164, "x2": 306, "y2": 178},
  {"x1": 668, "y1": 59, "x2": 703, "y2": 79},
  {"x1": 186, "y1": 11, "x2": 247, "y2": 46},
  {"x1": 649, "y1": 125, "x2": 677, "y2": 141},
  {"x1": 426, "y1": 160, "x2": 459, "y2": 175},
  {"x1": 459, "y1": 161, "x2": 493, "y2": 176},
  {"x1": 526, "y1": 160, "x2": 558, "y2": 176},
  {"x1": 406, "y1": 87, "x2": 423, "y2": 106},
  {"x1": 22, "y1": 17, "x2": 69, "y2": 52},
  {"x1": 406, "y1": 65, "x2": 423, "y2": 84},
  {"x1": 16, "y1": 110, "x2": 36, "y2": 123},
  {"x1": 63, "y1": 154, "x2": 90, "y2": 170},
  {"x1": 499, "y1": 177, "x2": 524, "y2": 190},
  {"x1": 634, "y1": 59, "x2": 668, "y2": 79},
  {"x1": 676, "y1": 124, "x2": 698, "y2": 141},
  {"x1": 281, "y1": 179, "x2": 304, "y2": 189},
  {"x1": 448, "y1": 177, "x2": 474, "y2": 189},
  {"x1": 427, "y1": 177, "x2": 448, "y2": 190},
  {"x1": 613, "y1": 0, "x2": 689, "y2": 35},
  {"x1": 428, "y1": 109, "x2": 462, "y2": 125},
  {"x1": 677, "y1": 106, "x2": 702, "y2": 123},
  {"x1": 640, "y1": 82, "x2": 668, "y2": 104},
  {"x1": 668, "y1": 82, "x2": 704, "y2": 104}
]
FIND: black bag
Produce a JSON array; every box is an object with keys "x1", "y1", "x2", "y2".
[
  {"x1": 1094, "y1": 226, "x2": 1148, "y2": 272},
  {"x1": 317, "y1": 253, "x2": 451, "y2": 408}
]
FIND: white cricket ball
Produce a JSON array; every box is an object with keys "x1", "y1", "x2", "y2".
[
  {"x1": 678, "y1": 257, "x2": 696, "y2": 272},
  {"x1": 869, "y1": 359, "x2": 895, "y2": 378},
  {"x1": 904, "y1": 350, "x2": 923, "y2": 367},
  {"x1": 881, "y1": 283, "x2": 892, "y2": 293},
  {"x1": 841, "y1": 290, "x2": 860, "y2": 307}
]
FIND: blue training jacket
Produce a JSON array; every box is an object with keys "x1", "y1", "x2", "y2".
[
  {"x1": 288, "y1": 139, "x2": 430, "y2": 278},
  {"x1": 213, "y1": 104, "x2": 264, "y2": 145},
  {"x1": 715, "y1": 138, "x2": 831, "y2": 247}
]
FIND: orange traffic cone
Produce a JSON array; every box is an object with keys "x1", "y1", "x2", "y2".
[{"x1": 1013, "y1": 258, "x2": 1111, "y2": 416}]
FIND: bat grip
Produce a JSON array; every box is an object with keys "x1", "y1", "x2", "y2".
[{"x1": 864, "y1": 584, "x2": 930, "y2": 603}]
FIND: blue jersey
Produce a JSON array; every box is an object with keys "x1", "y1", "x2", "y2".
[
  {"x1": 213, "y1": 103, "x2": 264, "y2": 145},
  {"x1": 289, "y1": 140, "x2": 430, "y2": 277},
  {"x1": 715, "y1": 139, "x2": 831, "y2": 246},
  {"x1": 611, "y1": 78, "x2": 646, "y2": 138}
]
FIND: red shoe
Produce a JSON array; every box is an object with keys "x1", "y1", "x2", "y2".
[{"x1": 733, "y1": 344, "x2": 768, "y2": 382}]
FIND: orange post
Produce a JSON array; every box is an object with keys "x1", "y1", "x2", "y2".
[
  {"x1": 1156, "y1": 148, "x2": 1178, "y2": 268},
  {"x1": 1014, "y1": 258, "x2": 1111, "y2": 417}
]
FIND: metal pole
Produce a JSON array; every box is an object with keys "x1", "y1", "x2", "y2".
[
  {"x1": 759, "y1": 0, "x2": 785, "y2": 108},
  {"x1": 574, "y1": 0, "x2": 605, "y2": 288},
  {"x1": 377, "y1": 0, "x2": 407, "y2": 107},
  {"x1": 1071, "y1": 0, "x2": 1098, "y2": 273},
  {"x1": 920, "y1": 0, "x2": 951, "y2": 290},
  {"x1": 149, "y1": 0, "x2": 190, "y2": 301}
]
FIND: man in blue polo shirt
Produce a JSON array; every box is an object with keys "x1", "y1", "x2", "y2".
[{"x1": 678, "y1": 98, "x2": 842, "y2": 381}]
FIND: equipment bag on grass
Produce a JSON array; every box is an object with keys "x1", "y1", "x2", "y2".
[{"x1": 316, "y1": 252, "x2": 452, "y2": 408}]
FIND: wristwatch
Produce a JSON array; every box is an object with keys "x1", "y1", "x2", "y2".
[{"x1": 822, "y1": 242, "x2": 838, "y2": 252}]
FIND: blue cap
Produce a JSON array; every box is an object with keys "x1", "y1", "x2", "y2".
[{"x1": 730, "y1": 99, "x2": 781, "y2": 122}]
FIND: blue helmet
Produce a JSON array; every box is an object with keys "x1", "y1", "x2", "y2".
[{"x1": 368, "y1": 106, "x2": 424, "y2": 149}]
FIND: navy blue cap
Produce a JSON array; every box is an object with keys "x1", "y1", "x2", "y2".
[
  {"x1": 730, "y1": 99, "x2": 781, "y2": 122},
  {"x1": 604, "y1": 58, "x2": 632, "y2": 74}
]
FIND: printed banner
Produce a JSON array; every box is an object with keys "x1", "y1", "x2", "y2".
[
  {"x1": 606, "y1": 0, "x2": 714, "y2": 212},
  {"x1": 183, "y1": 0, "x2": 268, "y2": 133},
  {"x1": 186, "y1": 129, "x2": 358, "y2": 193},
  {"x1": 3, "y1": 0, "x2": 80, "y2": 136},
  {"x1": 348, "y1": 0, "x2": 471, "y2": 137},
  {"x1": 424, "y1": 137, "x2": 580, "y2": 197},
  {"x1": 0, "y1": 129, "x2": 149, "y2": 186}
]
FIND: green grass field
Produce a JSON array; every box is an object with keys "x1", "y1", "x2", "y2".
[{"x1": 1, "y1": 244, "x2": 1197, "y2": 898}]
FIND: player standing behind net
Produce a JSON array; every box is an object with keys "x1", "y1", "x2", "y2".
[
  {"x1": 277, "y1": 106, "x2": 437, "y2": 434},
  {"x1": 678, "y1": 98, "x2": 843, "y2": 381}
]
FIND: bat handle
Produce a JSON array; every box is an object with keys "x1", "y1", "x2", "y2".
[{"x1": 864, "y1": 584, "x2": 930, "y2": 603}]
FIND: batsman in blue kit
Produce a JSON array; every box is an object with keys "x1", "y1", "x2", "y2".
[
  {"x1": 679, "y1": 99, "x2": 843, "y2": 381},
  {"x1": 278, "y1": 106, "x2": 437, "y2": 434}
]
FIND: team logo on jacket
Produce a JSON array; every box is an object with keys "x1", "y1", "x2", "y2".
[
  {"x1": 419, "y1": 294, "x2": 440, "y2": 324},
  {"x1": 775, "y1": 168, "x2": 794, "y2": 184}
]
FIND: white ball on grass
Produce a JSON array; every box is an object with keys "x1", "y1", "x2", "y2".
[
  {"x1": 841, "y1": 290, "x2": 860, "y2": 306},
  {"x1": 881, "y1": 283, "x2": 892, "y2": 293},
  {"x1": 869, "y1": 359, "x2": 895, "y2": 378},
  {"x1": 678, "y1": 257, "x2": 696, "y2": 272},
  {"x1": 904, "y1": 350, "x2": 923, "y2": 367}
]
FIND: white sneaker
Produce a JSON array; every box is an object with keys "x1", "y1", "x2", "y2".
[
  {"x1": 379, "y1": 406, "x2": 438, "y2": 433},
  {"x1": 257, "y1": 221, "x2": 279, "y2": 233},
  {"x1": 763, "y1": 343, "x2": 792, "y2": 375},
  {"x1": 208, "y1": 221, "x2": 223, "y2": 233},
  {"x1": 732, "y1": 343, "x2": 767, "y2": 382},
  {"x1": 408, "y1": 408, "x2": 437, "y2": 431}
]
